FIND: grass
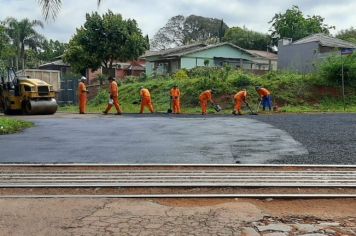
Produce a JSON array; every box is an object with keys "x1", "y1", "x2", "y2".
[
  {"x1": 59, "y1": 68, "x2": 356, "y2": 114},
  {"x1": 59, "y1": 103, "x2": 220, "y2": 114},
  {"x1": 59, "y1": 102, "x2": 356, "y2": 114},
  {"x1": 0, "y1": 117, "x2": 33, "y2": 135}
]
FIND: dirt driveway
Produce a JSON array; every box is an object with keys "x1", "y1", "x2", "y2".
[{"x1": 0, "y1": 197, "x2": 355, "y2": 236}]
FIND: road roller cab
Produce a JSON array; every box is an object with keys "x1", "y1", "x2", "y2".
[{"x1": 0, "y1": 68, "x2": 58, "y2": 115}]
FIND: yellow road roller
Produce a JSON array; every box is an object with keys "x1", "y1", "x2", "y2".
[{"x1": 0, "y1": 68, "x2": 58, "y2": 115}]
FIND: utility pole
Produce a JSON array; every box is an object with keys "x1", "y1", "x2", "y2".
[
  {"x1": 340, "y1": 48, "x2": 354, "y2": 111},
  {"x1": 341, "y1": 55, "x2": 345, "y2": 111}
]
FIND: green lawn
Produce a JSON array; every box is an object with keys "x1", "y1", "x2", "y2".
[{"x1": 0, "y1": 117, "x2": 33, "y2": 135}]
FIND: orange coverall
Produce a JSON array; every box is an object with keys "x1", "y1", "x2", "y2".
[
  {"x1": 104, "y1": 81, "x2": 122, "y2": 114},
  {"x1": 257, "y1": 88, "x2": 270, "y2": 97},
  {"x1": 140, "y1": 88, "x2": 154, "y2": 113},
  {"x1": 199, "y1": 90, "x2": 213, "y2": 115},
  {"x1": 234, "y1": 90, "x2": 248, "y2": 114},
  {"x1": 257, "y1": 87, "x2": 272, "y2": 111},
  {"x1": 170, "y1": 88, "x2": 181, "y2": 114},
  {"x1": 78, "y1": 82, "x2": 87, "y2": 114}
]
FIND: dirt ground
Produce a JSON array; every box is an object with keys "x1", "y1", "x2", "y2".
[{"x1": 0, "y1": 198, "x2": 355, "y2": 236}]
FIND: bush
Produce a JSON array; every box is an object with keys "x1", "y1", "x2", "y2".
[
  {"x1": 90, "y1": 89, "x2": 108, "y2": 105},
  {"x1": 188, "y1": 66, "x2": 223, "y2": 79},
  {"x1": 204, "y1": 59, "x2": 210, "y2": 66},
  {"x1": 173, "y1": 69, "x2": 189, "y2": 80},
  {"x1": 233, "y1": 73, "x2": 252, "y2": 87},
  {"x1": 318, "y1": 53, "x2": 356, "y2": 87},
  {"x1": 223, "y1": 64, "x2": 232, "y2": 80},
  {"x1": 96, "y1": 74, "x2": 106, "y2": 85}
]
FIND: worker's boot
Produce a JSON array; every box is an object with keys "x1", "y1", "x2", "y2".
[
  {"x1": 232, "y1": 110, "x2": 237, "y2": 115},
  {"x1": 116, "y1": 112, "x2": 122, "y2": 115},
  {"x1": 102, "y1": 111, "x2": 108, "y2": 115}
]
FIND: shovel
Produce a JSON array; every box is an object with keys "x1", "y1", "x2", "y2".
[
  {"x1": 167, "y1": 97, "x2": 172, "y2": 113},
  {"x1": 245, "y1": 102, "x2": 258, "y2": 115},
  {"x1": 256, "y1": 100, "x2": 262, "y2": 113}
]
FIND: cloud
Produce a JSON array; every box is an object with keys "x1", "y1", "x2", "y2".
[{"x1": 0, "y1": 0, "x2": 355, "y2": 42}]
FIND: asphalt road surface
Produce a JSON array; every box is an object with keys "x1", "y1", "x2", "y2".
[{"x1": 0, "y1": 113, "x2": 355, "y2": 164}]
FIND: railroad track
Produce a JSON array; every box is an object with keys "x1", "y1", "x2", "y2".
[{"x1": 0, "y1": 164, "x2": 356, "y2": 198}]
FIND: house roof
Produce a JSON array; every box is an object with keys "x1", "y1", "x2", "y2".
[
  {"x1": 113, "y1": 61, "x2": 145, "y2": 71},
  {"x1": 171, "y1": 42, "x2": 255, "y2": 57},
  {"x1": 293, "y1": 33, "x2": 356, "y2": 49},
  {"x1": 142, "y1": 42, "x2": 257, "y2": 60},
  {"x1": 39, "y1": 59, "x2": 70, "y2": 67},
  {"x1": 141, "y1": 43, "x2": 207, "y2": 58},
  {"x1": 246, "y1": 50, "x2": 278, "y2": 60}
]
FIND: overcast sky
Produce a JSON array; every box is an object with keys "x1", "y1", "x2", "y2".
[{"x1": 1, "y1": 0, "x2": 355, "y2": 42}]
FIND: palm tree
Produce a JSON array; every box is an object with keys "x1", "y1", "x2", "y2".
[
  {"x1": 38, "y1": 0, "x2": 103, "y2": 20},
  {"x1": 5, "y1": 18, "x2": 44, "y2": 70}
]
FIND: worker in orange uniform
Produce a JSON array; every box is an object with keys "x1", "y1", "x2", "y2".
[
  {"x1": 170, "y1": 85, "x2": 181, "y2": 114},
  {"x1": 255, "y1": 86, "x2": 272, "y2": 111},
  {"x1": 140, "y1": 86, "x2": 154, "y2": 113},
  {"x1": 78, "y1": 76, "x2": 88, "y2": 114},
  {"x1": 199, "y1": 89, "x2": 216, "y2": 115},
  {"x1": 233, "y1": 89, "x2": 248, "y2": 115},
  {"x1": 103, "y1": 76, "x2": 122, "y2": 115}
]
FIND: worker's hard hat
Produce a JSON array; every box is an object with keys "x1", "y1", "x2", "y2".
[
  {"x1": 80, "y1": 76, "x2": 87, "y2": 81},
  {"x1": 173, "y1": 84, "x2": 178, "y2": 87},
  {"x1": 255, "y1": 86, "x2": 261, "y2": 90},
  {"x1": 108, "y1": 76, "x2": 115, "y2": 81},
  {"x1": 211, "y1": 88, "x2": 217, "y2": 93}
]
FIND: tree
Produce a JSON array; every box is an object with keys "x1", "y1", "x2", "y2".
[
  {"x1": 4, "y1": 17, "x2": 44, "y2": 70},
  {"x1": 38, "y1": 39, "x2": 67, "y2": 62},
  {"x1": 150, "y1": 15, "x2": 229, "y2": 50},
  {"x1": 336, "y1": 27, "x2": 356, "y2": 44},
  {"x1": 150, "y1": 15, "x2": 185, "y2": 50},
  {"x1": 63, "y1": 10, "x2": 149, "y2": 74},
  {"x1": 269, "y1": 5, "x2": 334, "y2": 41},
  {"x1": 23, "y1": 39, "x2": 67, "y2": 68},
  {"x1": 0, "y1": 24, "x2": 9, "y2": 59},
  {"x1": 38, "y1": 0, "x2": 103, "y2": 20},
  {"x1": 0, "y1": 23, "x2": 14, "y2": 70},
  {"x1": 183, "y1": 15, "x2": 228, "y2": 44},
  {"x1": 223, "y1": 26, "x2": 270, "y2": 50}
]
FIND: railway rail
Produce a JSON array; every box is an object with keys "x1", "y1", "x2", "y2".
[{"x1": 0, "y1": 164, "x2": 356, "y2": 198}]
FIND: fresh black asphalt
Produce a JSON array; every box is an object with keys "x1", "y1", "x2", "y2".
[{"x1": 0, "y1": 113, "x2": 355, "y2": 164}]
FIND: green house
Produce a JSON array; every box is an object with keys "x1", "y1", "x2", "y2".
[{"x1": 141, "y1": 42, "x2": 276, "y2": 76}]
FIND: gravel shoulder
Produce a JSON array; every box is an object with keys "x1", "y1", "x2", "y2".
[{"x1": 252, "y1": 113, "x2": 356, "y2": 164}]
